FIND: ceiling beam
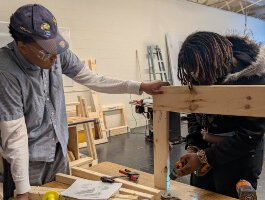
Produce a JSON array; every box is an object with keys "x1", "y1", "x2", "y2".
[
  {"x1": 236, "y1": 0, "x2": 263, "y2": 13},
  {"x1": 219, "y1": 0, "x2": 236, "y2": 9},
  {"x1": 239, "y1": 1, "x2": 245, "y2": 14}
]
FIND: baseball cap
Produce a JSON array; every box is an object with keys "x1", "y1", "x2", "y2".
[{"x1": 10, "y1": 4, "x2": 69, "y2": 54}]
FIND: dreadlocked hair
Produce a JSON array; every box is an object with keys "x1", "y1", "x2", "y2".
[{"x1": 177, "y1": 31, "x2": 233, "y2": 86}]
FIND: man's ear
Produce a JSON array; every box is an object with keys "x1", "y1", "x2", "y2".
[{"x1": 17, "y1": 41, "x2": 28, "y2": 55}]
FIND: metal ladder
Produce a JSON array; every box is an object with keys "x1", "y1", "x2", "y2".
[{"x1": 147, "y1": 45, "x2": 168, "y2": 82}]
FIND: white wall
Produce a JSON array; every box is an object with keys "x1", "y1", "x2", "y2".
[{"x1": 1, "y1": 0, "x2": 265, "y2": 128}]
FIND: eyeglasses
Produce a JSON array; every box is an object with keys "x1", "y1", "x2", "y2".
[{"x1": 27, "y1": 44, "x2": 54, "y2": 61}]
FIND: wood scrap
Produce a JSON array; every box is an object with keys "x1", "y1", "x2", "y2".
[
  {"x1": 71, "y1": 167, "x2": 161, "y2": 199},
  {"x1": 56, "y1": 173, "x2": 154, "y2": 200},
  {"x1": 67, "y1": 151, "x2": 75, "y2": 162}
]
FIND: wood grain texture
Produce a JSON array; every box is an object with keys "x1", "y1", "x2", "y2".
[
  {"x1": 153, "y1": 110, "x2": 169, "y2": 190},
  {"x1": 43, "y1": 162, "x2": 236, "y2": 200},
  {"x1": 71, "y1": 166, "x2": 161, "y2": 199},
  {"x1": 153, "y1": 86, "x2": 265, "y2": 117},
  {"x1": 82, "y1": 162, "x2": 236, "y2": 200}
]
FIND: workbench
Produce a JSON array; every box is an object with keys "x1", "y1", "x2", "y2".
[{"x1": 44, "y1": 162, "x2": 236, "y2": 200}]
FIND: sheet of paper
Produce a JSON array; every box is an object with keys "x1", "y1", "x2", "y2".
[{"x1": 61, "y1": 179, "x2": 122, "y2": 200}]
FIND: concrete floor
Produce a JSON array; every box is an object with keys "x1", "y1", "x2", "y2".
[{"x1": 89, "y1": 123, "x2": 265, "y2": 199}]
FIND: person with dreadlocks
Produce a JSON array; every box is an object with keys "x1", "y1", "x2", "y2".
[{"x1": 175, "y1": 31, "x2": 265, "y2": 198}]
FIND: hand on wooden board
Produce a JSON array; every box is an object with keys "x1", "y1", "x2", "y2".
[{"x1": 140, "y1": 80, "x2": 170, "y2": 95}]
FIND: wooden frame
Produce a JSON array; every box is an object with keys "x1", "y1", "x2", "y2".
[
  {"x1": 77, "y1": 96, "x2": 108, "y2": 146},
  {"x1": 153, "y1": 85, "x2": 265, "y2": 190},
  {"x1": 67, "y1": 124, "x2": 97, "y2": 170},
  {"x1": 79, "y1": 59, "x2": 109, "y2": 145},
  {"x1": 102, "y1": 104, "x2": 130, "y2": 136}
]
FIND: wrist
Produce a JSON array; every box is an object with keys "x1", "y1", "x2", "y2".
[
  {"x1": 196, "y1": 150, "x2": 209, "y2": 165},
  {"x1": 139, "y1": 82, "x2": 145, "y2": 92}
]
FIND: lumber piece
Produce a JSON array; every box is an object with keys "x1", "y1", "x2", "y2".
[
  {"x1": 55, "y1": 173, "x2": 153, "y2": 199},
  {"x1": 29, "y1": 186, "x2": 141, "y2": 200},
  {"x1": 67, "y1": 126, "x2": 79, "y2": 160},
  {"x1": 67, "y1": 151, "x2": 75, "y2": 162},
  {"x1": 71, "y1": 167, "x2": 161, "y2": 199},
  {"x1": 109, "y1": 194, "x2": 138, "y2": 200},
  {"x1": 69, "y1": 156, "x2": 93, "y2": 168},
  {"x1": 78, "y1": 96, "x2": 98, "y2": 160},
  {"x1": 28, "y1": 186, "x2": 64, "y2": 200},
  {"x1": 153, "y1": 85, "x2": 265, "y2": 117},
  {"x1": 153, "y1": 110, "x2": 169, "y2": 190}
]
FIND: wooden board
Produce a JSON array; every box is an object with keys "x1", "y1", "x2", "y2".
[
  {"x1": 78, "y1": 96, "x2": 98, "y2": 160},
  {"x1": 82, "y1": 162, "x2": 236, "y2": 200},
  {"x1": 71, "y1": 166, "x2": 161, "y2": 199},
  {"x1": 102, "y1": 104, "x2": 129, "y2": 136},
  {"x1": 152, "y1": 85, "x2": 264, "y2": 196},
  {"x1": 69, "y1": 156, "x2": 93, "y2": 168},
  {"x1": 29, "y1": 186, "x2": 140, "y2": 200},
  {"x1": 29, "y1": 186, "x2": 65, "y2": 200},
  {"x1": 55, "y1": 173, "x2": 154, "y2": 200},
  {"x1": 86, "y1": 59, "x2": 109, "y2": 144},
  {"x1": 109, "y1": 125, "x2": 129, "y2": 136},
  {"x1": 43, "y1": 162, "x2": 236, "y2": 200},
  {"x1": 153, "y1": 85, "x2": 265, "y2": 117},
  {"x1": 67, "y1": 126, "x2": 79, "y2": 160},
  {"x1": 67, "y1": 151, "x2": 75, "y2": 161},
  {"x1": 153, "y1": 110, "x2": 169, "y2": 190}
]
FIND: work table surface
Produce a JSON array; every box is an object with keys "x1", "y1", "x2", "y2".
[{"x1": 44, "y1": 161, "x2": 236, "y2": 200}]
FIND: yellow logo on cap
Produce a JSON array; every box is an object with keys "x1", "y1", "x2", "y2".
[
  {"x1": 59, "y1": 40, "x2": 66, "y2": 48},
  {"x1": 52, "y1": 17, "x2": 57, "y2": 25},
  {"x1": 40, "y1": 23, "x2": 50, "y2": 31}
]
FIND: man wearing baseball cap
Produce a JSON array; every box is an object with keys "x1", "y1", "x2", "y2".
[{"x1": 0, "y1": 4, "x2": 169, "y2": 199}]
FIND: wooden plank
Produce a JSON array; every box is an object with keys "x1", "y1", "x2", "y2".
[
  {"x1": 55, "y1": 173, "x2": 153, "y2": 200},
  {"x1": 30, "y1": 186, "x2": 140, "y2": 200},
  {"x1": 67, "y1": 151, "x2": 75, "y2": 161},
  {"x1": 94, "y1": 137, "x2": 109, "y2": 145},
  {"x1": 86, "y1": 162, "x2": 236, "y2": 200},
  {"x1": 153, "y1": 111, "x2": 169, "y2": 190},
  {"x1": 153, "y1": 85, "x2": 265, "y2": 117},
  {"x1": 78, "y1": 96, "x2": 98, "y2": 160},
  {"x1": 118, "y1": 188, "x2": 154, "y2": 200},
  {"x1": 29, "y1": 186, "x2": 65, "y2": 200},
  {"x1": 69, "y1": 156, "x2": 93, "y2": 168},
  {"x1": 109, "y1": 194, "x2": 138, "y2": 200},
  {"x1": 102, "y1": 104, "x2": 129, "y2": 137},
  {"x1": 48, "y1": 162, "x2": 235, "y2": 200},
  {"x1": 109, "y1": 125, "x2": 129, "y2": 136},
  {"x1": 56, "y1": 173, "x2": 79, "y2": 185},
  {"x1": 102, "y1": 104, "x2": 124, "y2": 112},
  {"x1": 71, "y1": 166, "x2": 161, "y2": 199},
  {"x1": 67, "y1": 126, "x2": 79, "y2": 160},
  {"x1": 65, "y1": 102, "x2": 79, "y2": 106}
]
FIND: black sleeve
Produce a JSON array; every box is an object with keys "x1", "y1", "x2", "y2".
[
  {"x1": 185, "y1": 114, "x2": 207, "y2": 149},
  {"x1": 205, "y1": 116, "x2": 265, "y2": 167}
]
